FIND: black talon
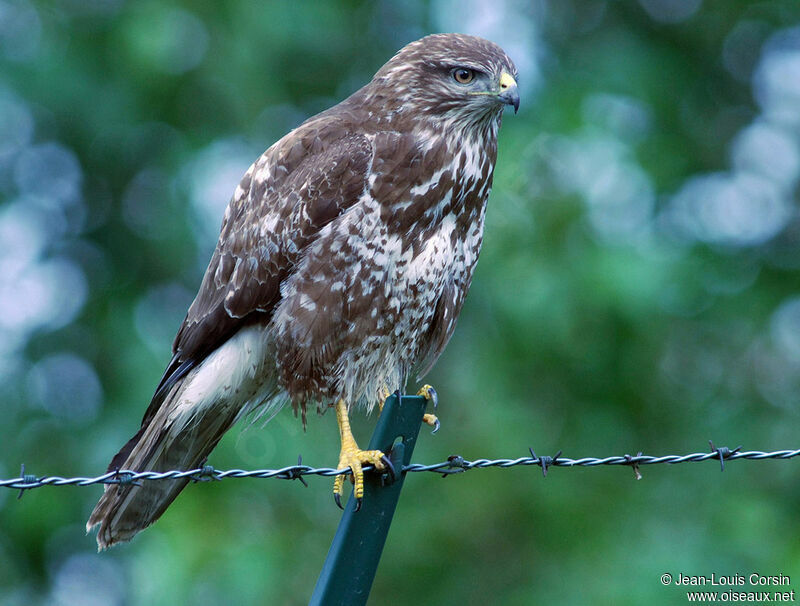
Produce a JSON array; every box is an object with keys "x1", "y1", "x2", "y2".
[
  {"x1": 354, "y1": 497, "x2": 362, "y2": 512},
  {"x1": 428, "y1": 386, "x2": 438, "y2": 408},
  {"x1": 334, "y1": 492, "x2": 343, "y2": 510},
  {"x1": 431, "y1": 418, "x2": 441, "y2": 434}
]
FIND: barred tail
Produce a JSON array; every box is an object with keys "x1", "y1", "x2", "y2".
[{"x1": 86, "y1": 381, "x2": 239, "y2": 550}]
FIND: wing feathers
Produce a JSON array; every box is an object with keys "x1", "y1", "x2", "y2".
[{"x1": 145, "y1": 129, "x2": 373, "y2": 429}]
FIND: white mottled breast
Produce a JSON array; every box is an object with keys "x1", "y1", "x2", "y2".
[
  {"x1": 404, "y1": 213, "x2": 457, "y2": 285},
  {"x1": 343, "y1": 139, "x2": 489, "y2": 406},
  {"x1": 266, "y1": 127, "x2": 495, "y2": 412}
]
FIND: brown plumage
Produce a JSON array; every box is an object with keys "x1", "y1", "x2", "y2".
[{"x1": 87, "y1": 33, "x2": 519, "y2": 549}]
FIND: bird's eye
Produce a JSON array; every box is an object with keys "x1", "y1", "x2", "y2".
[{"x1": 452, "y1": 68, "x2": 475, "y2": 84}]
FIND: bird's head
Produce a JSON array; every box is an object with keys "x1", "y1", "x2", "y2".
[{"x1": 368, "y1": 33, "x2": 519, "y2": 129}]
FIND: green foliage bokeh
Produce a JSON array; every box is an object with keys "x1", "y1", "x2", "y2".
[{"x1": 1, "y1": 1, "x2": 799, "y2": 605}]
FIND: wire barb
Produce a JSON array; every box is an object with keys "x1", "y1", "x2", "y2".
[
  {"x1": 281, "y1": 455, "x2": 310, "y2": 487},
  {"x1": 624, "y1": 452, "x2": 643, "y2": 480},
  {"x1": 16, "y1": 464, "x2": 37, "y2": 500},
  {"x1": 529, "y1": 448, "x2": 561, "y2": 478},
  {"x1": 109, "y1": 468, "x2": 143, "y2": 496},
  {"x1": 2, "y1": 445, "x2": 798, "y2": 492},
  {"x1": 438, "y1": 455, "x2": 468, "y2": 477},
  {"x1": 708, "y1": 441, "x2": 742, "y2": 472},
  {"x1": 191, "y1": 465, "x2": 219, "y2": 483}
]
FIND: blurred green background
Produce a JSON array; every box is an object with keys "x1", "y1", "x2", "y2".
[{"x1": 1, "y1": 1, "x2": 799, "y2": 604}]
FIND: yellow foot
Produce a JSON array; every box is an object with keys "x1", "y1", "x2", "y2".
[
  {"x1": 417, "y1": 384, "x2": 441, "y2": 433},
  {"x1": 333, "y1": 399, "x2": 389, "y2": 511},
  {"x1": 333, "y1": 445, "x2": 387, "y2": 511}
]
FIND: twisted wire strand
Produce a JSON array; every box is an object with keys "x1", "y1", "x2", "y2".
[{"x1": 2, "y1": 447, "x2": 798, "y2": 493}]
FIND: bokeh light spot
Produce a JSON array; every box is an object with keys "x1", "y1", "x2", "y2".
[
  {"x1": 134, "y1": 282, "x2": 195, "y2": 354},
  {"x1": 638, "y1": 0, "x2": 702, "y2": 24},
  {"x1": 731, "y1": 120, "x2": 800, "y2": 193},
  {"x1": 667, "y1": 172, "x2": 791, "y2": 247},
  {"x1": 179, "y1": 138, "x2": 256, "y2": 250},
  {"x1": 770, "y1": 296, "x2": 800, "y2": 362},
  {"x1": 753, "y1": 27, "x2": 800, "y2": 125},
  {"x1": 0, "y1": 0, "x2": 41, "y2": 62},
  {"x1": 48, "y1": 552, "x2": 125, "y2": 606},
  {"x1": 14, "y1": 142, "x2": 83, "y2": 206},
  {"x1": 124, "y1": 5, "x2": 209, "y2": 75},
  {"x1": 27, "y1": 353, "x2": 103, "y2": 424}
]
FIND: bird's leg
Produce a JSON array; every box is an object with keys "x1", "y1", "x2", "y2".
[
  {"x1": 417, "y1": 384, "x2": 440, "y2": 433},
  {"x1": 333, "y1": 399, "x2": 387, "y2": 510}
]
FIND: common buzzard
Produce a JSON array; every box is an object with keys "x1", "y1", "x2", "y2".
[{"x1": 88, "y1": 33, "x2": 519, "y2": 549}]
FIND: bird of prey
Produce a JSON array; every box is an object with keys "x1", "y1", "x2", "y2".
[{"x1": 87, "y1": 33, "x2": 519, "y2": 549}]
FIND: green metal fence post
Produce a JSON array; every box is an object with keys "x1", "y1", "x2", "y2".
[{"x1": 308, "y1": 393, "x2": 429, "y2": 606}]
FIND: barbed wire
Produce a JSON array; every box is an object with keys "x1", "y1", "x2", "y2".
[{"x1": 2, "y1": 443, "x2": 798, "y2": 497}]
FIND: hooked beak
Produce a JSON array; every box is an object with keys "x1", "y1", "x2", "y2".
[{"x1": 498, "y1": 71, "x2": 520, "y2": 114}]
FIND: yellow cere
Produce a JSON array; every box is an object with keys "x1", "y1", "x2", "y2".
[{"x1": 499, "y1": 71, "x2": 516, "y2": 91}]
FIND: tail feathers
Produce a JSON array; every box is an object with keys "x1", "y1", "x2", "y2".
[{"x1": 86, "y1": 388, "x2": 238, "y2": 550}]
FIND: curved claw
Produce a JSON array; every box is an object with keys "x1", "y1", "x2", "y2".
[
  {"x1": 354, "y1": 497, "x2": 362, "y2": 512},
  {"x1": 417, "y1": 384, "x2": 438, "y2": 408},
  {"x1": 422, "y1": 413, "x2": 440, "y2": 434},
  {"x1": 333, "y1": 471, "x2": 347, "y2": 509}
]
